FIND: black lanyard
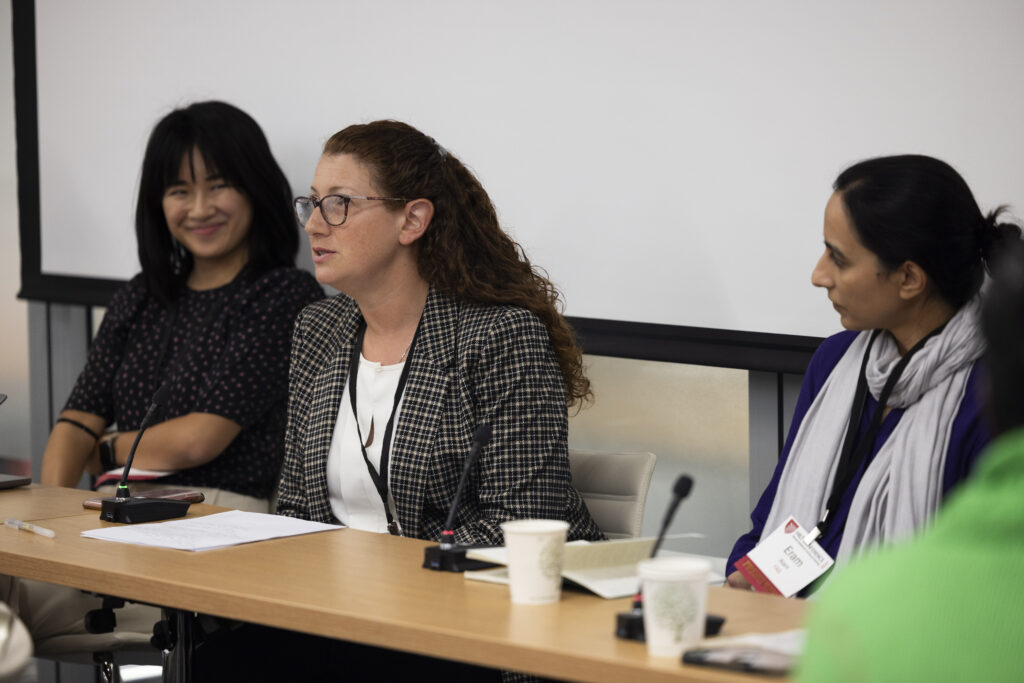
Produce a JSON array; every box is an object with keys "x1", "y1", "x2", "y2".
[
  {"x1": 808, "y1": 323, "x2": 947, "y2": 542},
  {"x1": 347, "y1": 320, "x2": 420, "y2": 536}
]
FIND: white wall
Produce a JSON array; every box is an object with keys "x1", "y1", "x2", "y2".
[
  {"x1": 2, "y1": 0, "x2": 753, "y2": 560},
  {"x1": 0, "y1": 0, "x2": 31, "y2": 465},
  {"x1": 28, "y1": 0, "x2": 1024, "y2": 338}
]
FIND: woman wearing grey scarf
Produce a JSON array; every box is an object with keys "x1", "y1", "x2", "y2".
[{"x1": 727, "y1": 155, "x2": 1022, "y2": 595}]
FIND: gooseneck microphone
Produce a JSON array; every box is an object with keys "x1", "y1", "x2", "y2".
[
  {"x1": 651, "y1": 475, "x2": 693, "y2": 557},
  {"x1": 423, "y1": 425, "x2": 498, "y2": 572},
  {"x1": 100, "y1": 385, "x2": 191, "y2": 524},
  {"x1": 113, "y1": 384, "x2": 170, "y2": 499},
  {"x1": 440, "y1": 424, "x2": 492, "y2": 548},
  {"x1": 616, "y1": 473, "x2": 722, "y2": 640}
]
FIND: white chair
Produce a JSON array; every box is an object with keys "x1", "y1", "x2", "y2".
[
  {"x1": 568, "y1": 450, "x2": 657, "y2": 539},
  {"x1": 0, "y1": 602, "x2": 33, "y2": 683}
]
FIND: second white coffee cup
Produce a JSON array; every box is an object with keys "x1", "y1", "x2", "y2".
[
  {"x1": 500, "y1": 519, "x2": 569, "y2": 604},
  {"x1": 638, "y1": 557, "x2": 711, "y2": 657}
]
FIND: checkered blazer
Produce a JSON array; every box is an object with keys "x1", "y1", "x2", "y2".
[{"x1": 276, "y1": 287, "x2": 603, "y2": 546}]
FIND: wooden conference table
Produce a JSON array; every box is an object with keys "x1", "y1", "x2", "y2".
[{"x1": 0, "y1": 485, "x2": 806, "y2": 682}]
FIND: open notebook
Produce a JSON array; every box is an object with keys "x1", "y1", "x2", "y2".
[{"x1": 465, "y1": 537, "x2": 725, "y2": 599}]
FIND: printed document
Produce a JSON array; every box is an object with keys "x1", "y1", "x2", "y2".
[{"x1": 81, "y1": 510, "x2": 341, "y2": 551}]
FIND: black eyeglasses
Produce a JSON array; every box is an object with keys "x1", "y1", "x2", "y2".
[{"x1": 294, "y1": 194, "x2": 409, "y2": 227}]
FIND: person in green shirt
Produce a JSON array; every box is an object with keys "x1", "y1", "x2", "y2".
[{"x1": 797, "y1": 240, "x2": 1024, "y2": 682}]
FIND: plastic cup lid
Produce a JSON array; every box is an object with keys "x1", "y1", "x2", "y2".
[
  {"x1": 500, "y1": 519, "x2": 570, "y2": 535},
  {"x1": 637, "y1": 557, "x2": 711, "y2": 581}
]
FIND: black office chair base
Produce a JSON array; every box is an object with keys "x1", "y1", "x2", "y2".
[{"x1": 615, "y1": 610, "x2": 726, "y2": 641}]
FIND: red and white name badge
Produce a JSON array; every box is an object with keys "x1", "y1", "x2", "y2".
[{"x1": 733, "y1": 516, "x2": 834, "y2": 597}]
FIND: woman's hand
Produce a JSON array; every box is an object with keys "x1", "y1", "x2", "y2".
[{"x1": 725, "y1": 570, "x2": 753, "y2": 591}]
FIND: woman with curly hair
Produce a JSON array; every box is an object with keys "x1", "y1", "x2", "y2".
[{"x1": 278, "y1": 119, "x2": 602, "y2": 546}]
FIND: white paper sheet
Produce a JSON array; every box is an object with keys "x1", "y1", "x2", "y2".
[{"x1": 81, "y1": 510, "x2": 342, "y2": 551}]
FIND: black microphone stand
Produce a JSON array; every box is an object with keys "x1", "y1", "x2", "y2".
[
  {"x1": 615, "y1": 475, "x2": 725, "y2": 641},
  {"x1": 423, "y1": 425, "x2": 500, "y2": 572},
  {"x1": 100, "y1": 385, "x2": 191, "y2": 524}
]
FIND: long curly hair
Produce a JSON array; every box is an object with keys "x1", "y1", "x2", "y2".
[{"x1": 323, "y1": 120, "x2": 591, "y2": 408}]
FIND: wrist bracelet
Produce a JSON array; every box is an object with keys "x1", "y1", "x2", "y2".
[{"x1": 56, "y1": 417, "x2": 100, "y2": 441}]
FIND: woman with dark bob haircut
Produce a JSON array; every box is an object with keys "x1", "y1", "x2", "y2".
[
  {"x1": 727, "y1": 154, "x2": 1021, "y2": 596},
  {"x1": 9, "y1": 101, "x2": 322, "y2": 662},
  {"x1": 276, "y1": 119, "x2": 601, "y2": 546},
  {"x1": 40, "y1": 101, "x2": 323, "y2": 510}
]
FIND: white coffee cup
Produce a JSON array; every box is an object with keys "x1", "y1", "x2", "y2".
[
  {"x1": 638, "y1": 557, "x2": 711, "y2": 657},
  {"x1": 500, "y1": 519, "x2": 569, "y2": 605}
]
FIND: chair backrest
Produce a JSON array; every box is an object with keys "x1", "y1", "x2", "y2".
[{"x1": 568, "y1": 449, "x2": 657, "y2": 539}]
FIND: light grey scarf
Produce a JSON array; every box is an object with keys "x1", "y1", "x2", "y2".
[{"x1": 762, "y1": 297, "x2": 984, "y2": 567}]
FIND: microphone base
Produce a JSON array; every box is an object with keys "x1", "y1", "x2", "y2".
[
  {"x1": 422, "y1": 544, "x2": 500, "y2": 572},
  {"x1": 614, "y1": 611, "x2": 727, "y2": 642},
  {"x1": 616, "y1": 609, "x2": 646, "y2": 641},
  {"x1": 100, "y1": 497, "x2": 191, "y2": 524}
]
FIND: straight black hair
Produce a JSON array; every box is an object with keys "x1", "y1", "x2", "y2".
[
  {"x1": 834, "y1": 154, "x2": 1021, "y2": 309},
  {"x1": 136, "y1": 101, "x2": 298, "y2": 304},
  {"x1": 982, "y1": 240, "x2": 1024, "y2": 435}
]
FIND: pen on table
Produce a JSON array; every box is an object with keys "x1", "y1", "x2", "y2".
[{"x1": 4, "y1": 518, "x2": 56, "y2": 538}]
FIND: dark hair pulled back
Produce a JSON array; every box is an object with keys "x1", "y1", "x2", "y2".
[
  {"x1": 834, "y1": 154, "x2": 1021, "y2": 309},
  {"x1": 982, "y1": 240, "x2": 1024, "y2": 434}
]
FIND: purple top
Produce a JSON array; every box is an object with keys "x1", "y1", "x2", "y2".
[
  {"x1": 66, "y1": 267, "x2": 324, "y2": 498},
  {"x1": 728, "y1": 330, "x2": 989, "y2": 584}
]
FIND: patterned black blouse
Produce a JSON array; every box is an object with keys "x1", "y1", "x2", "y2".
[{"x1": 65, "y1": 267, "x2": 324, "y2": 498}]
